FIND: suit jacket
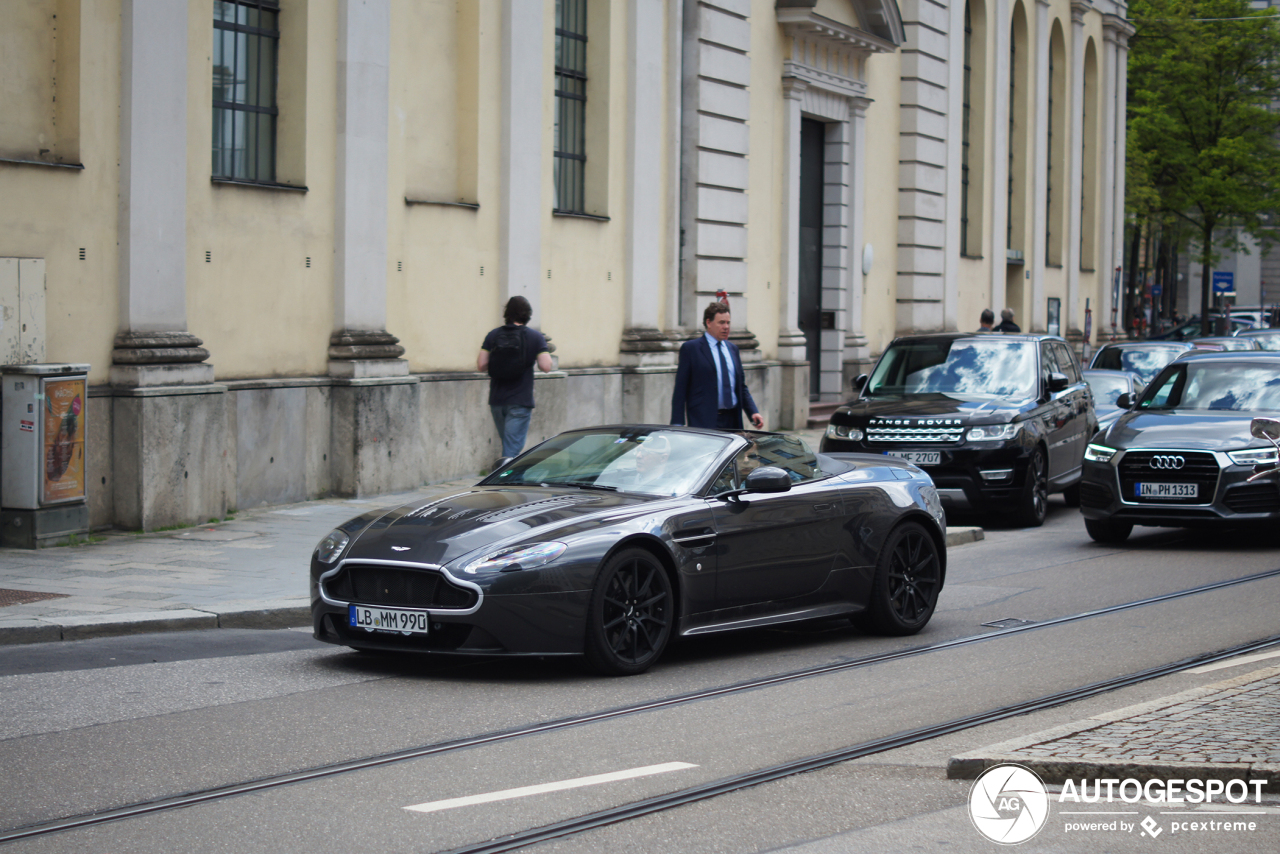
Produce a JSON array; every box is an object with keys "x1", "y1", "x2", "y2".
[{"x1": 670, "y1": 336, "x2": 759, "y2": 429}]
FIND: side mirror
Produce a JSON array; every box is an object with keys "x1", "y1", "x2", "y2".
[
  {"x1": 1115, "y1": 392, "x2": 1133, "y2": 410},
  {"x1": 1251, "y1": 417, "x2": 1280, "y2": 443},
  {"x1": 744, "y1": 466, "x2": 792, "y2": 494},
  {"x1": 1046, "y1": 372, "x2": 1069, "y2": 393},
  {"x1": 852, "y1": 374, "x2": 868, "y2": 391}
]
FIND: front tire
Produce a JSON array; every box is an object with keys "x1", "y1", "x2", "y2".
[
  {"x1": 1085, "y1": 517, "x2": 1132, "y2": 543},
  {"x1": 855, "y1": 521, "x2": 942, "y2": 636},
  {"x1": 1015, "y1": 448, "x2": 1049, "y2": 527},
  {"x1": 584, "y1": 548, "x2": 673, "y2": 675}
]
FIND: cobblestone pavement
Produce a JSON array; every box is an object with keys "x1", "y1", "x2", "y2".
[{"x1": 949, "y1": 663, "x2": 1280, "y2": 791}]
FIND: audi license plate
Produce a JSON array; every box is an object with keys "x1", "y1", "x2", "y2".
[
  {"x1": 886, "y1": 451, "x2": 941, "y2": 466},
  {"x1": 1136, "y1": 482, "x2": 1197, "y2": 499},
  {"x1": 349, "y1": 604, "x2": 430, "y2": 635}
]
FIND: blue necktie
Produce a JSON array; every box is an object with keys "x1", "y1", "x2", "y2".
[{"x1": 717, "y1": 341, "x2": 733, "y2": 410}]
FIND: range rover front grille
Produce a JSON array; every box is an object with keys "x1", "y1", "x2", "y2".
[
  {"x1": 1118, "y1": 451, "x2": 1219, "y2": 503},
  {"x1": 324, "y1": 563, "x2": 478, "y2": 610},
  {"x1": 867, "y1": 426, "x2": 964, "y2": 443}
]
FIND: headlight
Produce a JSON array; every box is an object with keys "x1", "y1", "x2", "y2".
[
  {"x1": 460, "y1": 542, "x2": 568, "y2": 574},
  {"x1": 1228, "y1": 447, "x2": 1280, "y2": 466},
  {"x1": 314, "y1": 529, "x2": 350, "y2": 564},
  {"x1": 966, "y1": 423, "x2": 1021, "y2": 442},
  {"x1": 1085, "y1": 443, "x2": 1119, "y2": 464},
  {"x1": 826, "y1": 423, "x2": 864, "y2": 441}
]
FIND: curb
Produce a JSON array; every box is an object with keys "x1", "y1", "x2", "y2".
[
  {"x1": 945, "y1": 526, "x2": 984, "y2": 547},
  {"x1": 0, "y1": 602, "x2": 311, "y2": 646}
]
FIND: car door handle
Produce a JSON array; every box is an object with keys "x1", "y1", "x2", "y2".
[{"x1": 813, "y1": 503, "x2": 833, "y2": 512}]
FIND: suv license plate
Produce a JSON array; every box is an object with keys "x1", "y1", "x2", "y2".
[
  {"x1": 1136, "y1": 482, "x2": 1197, "y2": 499},
  {"x1": 349, "y1": 604, "x2": 430, "y2": 635},
  {"x1": 886, "y1": 451, "x2": 941, "y2": 466}
]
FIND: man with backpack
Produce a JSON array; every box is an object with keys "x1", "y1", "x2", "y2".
[{"x1": 477, "y1": 295, "x2": 553, "y2": 459}]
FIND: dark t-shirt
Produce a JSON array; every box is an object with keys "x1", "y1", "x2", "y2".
[{"x1": 482, "y1": 324, "x2": 549, "y2": 407}]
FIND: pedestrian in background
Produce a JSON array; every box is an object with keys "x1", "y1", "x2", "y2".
[
  {"x1": 477, "y1": 296, "x2": 553, "y2": 459},
  {"x1": 671, "y1": 300, "x2": 765, "y2": 430},
  {"x1": 978, "y1": 308, "x2": 995, "y2": 332},
  {"x1": 994, "y1": 307, "x2": 1021, "y2": 333}
]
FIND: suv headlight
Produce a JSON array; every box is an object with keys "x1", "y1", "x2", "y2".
[
  {"x1": 826, "y1": 423, "x2": 864, "y2": 441},
  {"x1": 966, "y1": 423, "x2": 1021, "y2": 442},
  {"x1": 314, "y1": 529, "x2": 350, "y2": 564},
  {"x1": 1085, "y1": 443, "x2": 1119, "y2": 464},
  {"x1": 1228, "y1": 447, "x2": 1280, "y2": 466},
  {"x1": 460, "y1": 542, "x2": 568, "y2": 574}
]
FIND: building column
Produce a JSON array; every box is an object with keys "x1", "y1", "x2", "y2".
[
  {"x1": 500, "y1": 0, "x2": 545, "y2": 317},
  {"x1": 843, "y1": 96, "x2": 872, "y2": 386},
  {"x1": 1067, "y1": 1, "x2": 1089, "y2": 338},
  {"x1": 1031, "y1": 0, "x2": 1051, "y2": 332},
  {"x1": 1108, "y1": 15, "x2": 1135, "y2": 338},
  {"x1": 1100, "y1": 17, "x2": 1122, "y2": 338},
  {"x1": 330, "y1": 0, "x2": 405, "y2": 380},
  {"x1": 778, "y1": 77, "x2": 809, "y2": 364},
  {"x1": 989, "y1": 0, "x2": 1012, "y2": 313},
  {"x1": 111, "y1": 0, "x2": 226, "y2": 531}
]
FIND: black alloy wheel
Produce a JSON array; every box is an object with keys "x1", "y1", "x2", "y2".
[
  {"x1": 1016, "y1": 448, "x2": 1049, "y2": 527},
  {"x1": 1085, "y1": 516, "x2": 1133, "y2": 544},
  {"x1": 585, "y1": 548, "x2": 673, "y2": 676},
  {"x1": 855, "y1": 521, "x2": 941, "y2": 636}
]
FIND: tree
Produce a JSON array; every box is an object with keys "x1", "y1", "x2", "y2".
[{"x1": 1127, "y1": 0, "x2": 1280, "y2": 333}]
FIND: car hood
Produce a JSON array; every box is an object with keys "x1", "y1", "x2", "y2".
[
  {"x1": 342, "y1": 486, "x2": 654, "y2": 566},
  {"x1": 832, "y1": 393, "x2": 1034, "y2": 425},
  {"x1": 1102, "y1": 410, "x2": 1267, "y2": 452}
]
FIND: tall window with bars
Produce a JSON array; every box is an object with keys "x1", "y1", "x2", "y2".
[
  {"x1": 554, "y1": 0, "x2": 587, "y2": 213},
  {"x1": 1046, "y1": 49, "x2": 1054, "y2": 255},
  {"x1": 212, "y1": 0, "x2": 279, "y2": 183},
  {"x1": 961, "y1": 3, "x2": 973, "y2": 257}
]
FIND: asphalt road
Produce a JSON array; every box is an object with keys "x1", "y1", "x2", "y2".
[{"x1": 2, "y1": 497, "x2": 1279, "y2": 853}]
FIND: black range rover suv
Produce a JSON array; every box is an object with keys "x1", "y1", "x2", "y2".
[{"x1": 820, "y1": 333, "x2": 1098, "y2": 526}]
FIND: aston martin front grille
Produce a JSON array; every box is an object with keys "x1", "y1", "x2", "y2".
[
  {"x1": 1118, "y1": 451, "x2": 1219, "y2": 503},
  {"x1": 325, "y1": 564, "x2": 477, "y2": 610}
]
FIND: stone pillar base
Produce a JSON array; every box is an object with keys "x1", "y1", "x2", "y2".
[
  {"x1": 327, "y1": 358, "x2": 410, "y2": 379},
  {"x1": 329, "y1": 376, "x2": 423, "y2": 497},
  {"x1": 777, "y1": 360, "x2": 810, "y2": 431},
  {"x1": 111, "y1": 384, "x2": 229, "y2": 531}
]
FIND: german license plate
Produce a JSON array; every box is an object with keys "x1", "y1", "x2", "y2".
[
  {"x1": 887, "y1": 451, "x2": 941, "y2": 466},
  {"x1": 349, "y1": 604, "x2": 430, "y2": 635},
  {"x1": 1136, "y1": 482, "x2": 1197, "y2": 499}
]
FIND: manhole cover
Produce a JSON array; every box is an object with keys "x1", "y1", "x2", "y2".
[
  {"x1": 981, "y1": 618, "x2": 1036, "y2": 629},
  {"x1": 0, "y1": 588, "x2": 70, "y2": 607}
]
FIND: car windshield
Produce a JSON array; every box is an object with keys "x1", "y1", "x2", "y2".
[
  {"x1": 1091, "y1": 345, "x2": 1187, "y2": 383},
  {"x1": 1083, "y1": 373, "x2": 1131, "y2": 406},
  {"x1": 482, "y1": 427, "x2": 735, "y2": 496},
  {"x1": 1139, "y1": 363, "x2": 1280, "y2": 412},
  {"x1": 864, "y1": 338, "x2": 1038, "y2": 399},
  {"x1": 1237, "y1": 330, "x2": 1280, "y2": 351}
]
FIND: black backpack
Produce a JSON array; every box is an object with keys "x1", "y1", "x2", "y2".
[{"x1": 487, "y1": 325, "x2": 530, "y2": 380}]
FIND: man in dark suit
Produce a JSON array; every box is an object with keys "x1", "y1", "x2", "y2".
[{"x1": 671, "y1": 301, "x2": 766, "y2": 430}]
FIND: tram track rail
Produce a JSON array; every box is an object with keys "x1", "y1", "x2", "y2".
[{"x1": 4, "y1": 566, "x2": 1280, "y2": 846}]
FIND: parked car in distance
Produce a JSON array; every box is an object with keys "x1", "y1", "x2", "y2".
[
  {"x1": 822, "y1": 333, "x2": 1097, "y2": 527},
  {"x1": 1079, "y1": 351, "x2": 1280, "y2": 543},
  {"x1": 1188, "y1": 336, "x2": 1261, "y2": 352},
  {"x1": 1083, "y1": 369, "x2": 1145, "y2": 433},
  {"x1": 1151, "y1": 316, "x2": 1258, "y2": 340},
  {"x1": 1088, "y1": 340, "x2": 1199, "y2": 384},
  {"x1": 311, "y1": 425, "x2": 947, "y2": 675},
  {"x1": 1231, "y1": 328, "x2": 1280, "y2": 351}
]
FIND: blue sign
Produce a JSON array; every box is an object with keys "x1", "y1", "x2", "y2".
[
  {"x1": 1212, "y1": 271, "x2": 1234, "y2": 294},
  {"x1": 1151, "y1": 282, "x2": 1162, "y2": 297}
]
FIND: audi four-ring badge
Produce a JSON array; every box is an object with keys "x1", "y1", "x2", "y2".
[
  {"x1": 310, "y1": 425, "x2": 947, "y2": 675},
  {"x1": 1079, "y1": 351, "x2": 1280, "y2": 543}
]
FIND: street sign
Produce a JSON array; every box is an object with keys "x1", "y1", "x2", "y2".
[{"x1": 1212, "y1": 271, "x2": 1234, "y2": 294}]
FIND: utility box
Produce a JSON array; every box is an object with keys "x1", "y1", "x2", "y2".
[{"x1": 1, "y1": 363, "x2": 91, "y2": 547}]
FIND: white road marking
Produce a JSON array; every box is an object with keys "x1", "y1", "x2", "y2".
[
  {"x1": 1185, "y1": 649, "x2": 1280, "y2": 673},
  {"x1": 403, "y1": 762, "x2": 698, "y2": 814}
]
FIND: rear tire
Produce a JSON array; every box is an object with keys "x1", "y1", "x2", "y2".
[
  {"x1": 584, "y1": 548, "x2": 673, "y2": 676},
  {"x1": 1085, "y1": 517, "x2": 1132, "y2": 543},
  {"x1": 854, "y1": 521, "x2": 942, "y2": 636}
]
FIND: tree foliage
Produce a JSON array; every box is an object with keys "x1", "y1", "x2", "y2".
[{"x1": 1127, "y1": 0, "x2": 1280, "y2": 321}]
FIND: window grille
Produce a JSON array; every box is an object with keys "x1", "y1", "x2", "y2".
[
  {"x1": 554, "y1": 0, "x2": 587, "y2": 212},
  {"x1": 212, "y1": 0, "x2": 280, "y2": 182}
]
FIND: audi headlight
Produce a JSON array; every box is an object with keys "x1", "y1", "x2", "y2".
[
  {"x1": 966, "y1": 423, "x2": 1021, "y2": 442},
  {"x1": 826, "y1": 423, "x2": 864, "y2": 441},
  {"x1": 1085, "y1": 443, "x2": 1119, "y2": 464},
  {"x1": 314, "y1": 529, "x2": 350, "y2": 564},
  {"x1": 1228, "y1": 447, "x2": 1280, "y2": 466},
  {"x1": 460, "y1": 542, "x2": 568, "y2": 574}
]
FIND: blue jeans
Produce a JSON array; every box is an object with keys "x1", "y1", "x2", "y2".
[{"x1": 490, "y1": 404, "x2": 533, "y2": 459}]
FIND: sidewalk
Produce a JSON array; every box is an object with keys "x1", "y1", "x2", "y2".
[{"x1": 948, "y1": 663, "x2": 1280, "y2": 793}]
